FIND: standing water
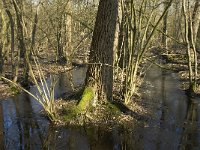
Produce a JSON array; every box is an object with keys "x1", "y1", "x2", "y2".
[
  {"x1": 0, "y1": 66, "x2": 200, "y2": 150},
  {"x1": 142, "y1": 65, "x2": 200, "y2": 150}
]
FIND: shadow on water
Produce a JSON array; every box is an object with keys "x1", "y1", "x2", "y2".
[{"x1": 1, "y1": 66, "x2": 200, "y2": 149}]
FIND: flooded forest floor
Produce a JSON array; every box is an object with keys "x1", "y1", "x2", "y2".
[
  {"x1": 1, "y1": 47, "x2": 200, "y2": 149},
  {"x1": 1, "y1": 46, "x2": 200, "y2": 124}
]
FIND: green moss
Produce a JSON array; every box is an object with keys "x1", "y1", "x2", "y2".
[
  {"x1": 62, "y1": 106, "x2": 78, "y2": 121},
  {"x1": 76, "y1": 87, "x2": 94, "y2": 112},
  {"x1": 59, "y1": 87, "x2": 124, "y2": 124},
  {"x1": 60, "y1": 87, "x2": 95, "y2": 123},
  {"x1": 106, "y1": 102, "x2": 120, "y2": 114},
  {"x1": 10, "y1": 86, "x2": 20, "y2": 94},
  {"x1": 63, "y1": 112, "x2": 76, "y2": 122}
]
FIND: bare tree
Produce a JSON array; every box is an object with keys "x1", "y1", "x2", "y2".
[
  {"x1": 118, "y1": 0, "x2": 173, "y2": 104},
  {"x1": 0, "y1": 7, "x2": 6, "y2": 76},
  {"x1": 192, "y1": 0, "x2": 200, "y2": 45},
  {"x1": 2, "y1": 0, "x2": 16, "y2": 81},
  {"x1": 182, "y1": 0, "x2": 199, "y2": 92},
  {"x1": 162, "y1": 0, "x2": 169, "y2": 50}
]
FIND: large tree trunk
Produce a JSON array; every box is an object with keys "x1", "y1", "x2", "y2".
[{"x1": 85, "y1": 0, "x2": 119, "y2": 102}]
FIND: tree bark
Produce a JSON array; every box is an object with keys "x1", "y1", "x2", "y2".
[
  {"x1": 12, "y1": 0, "x2": 26, "y2": 59},
  {"x1": 0, "y1": 45, "x2": 3, "y2": 76},
  {"x1": 2, "y1": 0, "x2": 15, "y2": 80},
  {"x1": 85, "y1": 0, "x2": 120, "y2": 102},
  {"x1": 182, "y1": 0, "x2": 194, "y2": 89},
  {"x1": 65, "y1": 1, "x2": 72, "y2": 66},
  {"x1": 162, "y1": 1, "x2": 169, "y2": 50},
  {"x1": 184, "y1": 0, "x2": 199, "y2": 91},
  {"x1": 12, "y1": 0, "x2": 30, "y2": 85},
  {"x1": 0, "y1": 9, "x2": 6, "y2": 76},
  {"x1": 192, "y1": 0, "x2": 200, "y2": 44}
]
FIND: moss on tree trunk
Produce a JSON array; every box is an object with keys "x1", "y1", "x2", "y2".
[{"x1": 76, "y1": 87, "x2": 95, "y2": 112}]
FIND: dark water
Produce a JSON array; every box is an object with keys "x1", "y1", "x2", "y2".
[
  {"x1": 142, "y1": 66, "x2": 200, "y2": 150},
  {"x1": 0, "y1": 66, "x2": 200, "y2": 150}
]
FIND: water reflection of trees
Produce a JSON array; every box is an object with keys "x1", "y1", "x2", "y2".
[
  {"x1": 180, "y1": 96, "x2": 199, "y2": 149},
  {"x1": 4, "y1": 93, "x2": 45, "y2": 149},
  {"x1": 0, "y1": 101, "x2": 4, "y2": 149},
  {"x1": 43, "y1": 125, "x2": 143, "y2": 150}
]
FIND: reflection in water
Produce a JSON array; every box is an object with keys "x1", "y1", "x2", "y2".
[
  {"x1": 0, "y1": 101, "x2": 4, "y2": 149},
  {"x1": 3, "y1": 93, "x2": 48, "y2": 149},
  {"x1": 2, "y1": 67, "x2": 88, "y2": 149},
  {"x1": 1, "y1": 66, "x2": 200, "y2": 149},
  {"x1": 43, "y1": 125, "x2": 144, "y2": 150},
  {"x1": 142, "y1": 65, "x2": 200, "y2": 150},
  {"x1": 179, "y1": 96, "x2": 200, "y2": 150}
]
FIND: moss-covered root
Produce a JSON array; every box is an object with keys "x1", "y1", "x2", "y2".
[
  {"x1": 61, "y1": 87, "x2": 122, "y2": 124},
  {"x1": 62, "y1": 87, "x2": 95, "y2": 122},
  {"x1": 76, "y1": 86, "x2": 94, "y2": 113}
]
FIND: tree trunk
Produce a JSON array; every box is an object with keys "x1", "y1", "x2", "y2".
[
  {"x1": 0, "y1": 9, "x2": 6, "y2": 76},
  {"x1": 2, "y1": 0, "x2": 15, "y2": 80},
  {"x1": 162, "y1": 1, "x2": 169, "y2": 50},
  {"x1": 85, "y1": 0, "x2": 120, "y2": 102},
  {"x1": 56, "y1": 20, "x2": 64, "y2": 62},
  {"x1": 0, "y1": 45, "x2": 3, "y2": 76},
  {"x1": 183, "y1": 0, "x2": 199, "y2": 92},
  {"x1": 13, "y1": 0, "x2": 30, "y2": 85},
  {"x1": 192, "y1": 0, "x2": 200, "y2": 44},
  {"x1": 182, "y1": 0, "x2": 194, "y2": 90},
  {"x1": 31, "y1": 6, "x2": 39, "y2": 55},
  {"x1": 173, "y1": 0, "x2": 181, "y2": 44},
  {"x1": 65, "y1": 1, "x2": 72, "y2": 66},
  {"x1": 12, "y1": 0, "x2": 26, "y2": 59}
]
